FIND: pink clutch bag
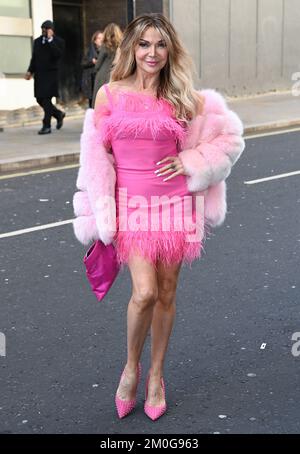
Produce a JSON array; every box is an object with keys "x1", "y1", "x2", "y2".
[{"x1": 83, "y1": 240, "x2": 120, "y2": 301}]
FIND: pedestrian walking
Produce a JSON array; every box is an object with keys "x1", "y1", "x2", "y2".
[
  {"x1": 25, "y1": 20, "x2": 65, "y2": 135},
  {"x1": 81, "y1": 30, "x2": 103, "y2": 108},
  {"x1": 91, "y1": 23, "x2": 123, "y2": 107},
  {"x1": 73, "y1": 13, "x2": 245, "y2": 421}
]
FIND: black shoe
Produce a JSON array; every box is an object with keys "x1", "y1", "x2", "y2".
[
  {"x1": 56, "y1": 112, "x2": 66, "y2": 130},
  {"x1": 38, "y1": 126, "x2": 51, "y2": 135}
]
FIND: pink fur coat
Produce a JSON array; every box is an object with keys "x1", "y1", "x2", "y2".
[{"x1": 72, "y1": 88, "x2": 245, "y2": 246}]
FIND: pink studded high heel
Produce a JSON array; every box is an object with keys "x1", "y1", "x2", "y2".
[
  {"x1": 144, "y1": 373, "x2": 167, "y2": 421},
  {"x1": 115, "y1": 362, "x2": 142, "y2": 419}
]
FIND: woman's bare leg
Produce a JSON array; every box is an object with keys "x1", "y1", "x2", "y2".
[
  {"x1": 116, "y1": 253, "x2": 158, "y2": 401},
  {"x1": 147, "y1": 260, "x2": 182, "y2": 406}
]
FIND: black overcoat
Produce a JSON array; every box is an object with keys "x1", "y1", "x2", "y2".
[{"x1": 27, "y1": 35, "x2": 65, "y2": 98}]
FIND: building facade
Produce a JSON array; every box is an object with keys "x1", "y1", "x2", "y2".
[{"x1": 170, "y1": 0, "x2": 300, "y2": 96}]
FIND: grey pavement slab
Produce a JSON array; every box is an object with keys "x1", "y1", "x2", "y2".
[
  {"x1": 0, "y1": 119, "x2": 82, "y2": 172},
  {"x1": 229, "y1": 90, "x2": 300, "y2": 131}
]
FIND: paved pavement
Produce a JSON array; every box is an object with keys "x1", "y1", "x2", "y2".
[
  {"x1": 0, "y1": 90, "x2": 300, "y2": 173},
  {"x1": 0, "y1": 130, "x2": 300, "y2": 433}
]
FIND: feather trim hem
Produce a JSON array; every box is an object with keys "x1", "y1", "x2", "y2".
[{"x1": 113, "y1": 221, "x2": 212, "y2": 272}]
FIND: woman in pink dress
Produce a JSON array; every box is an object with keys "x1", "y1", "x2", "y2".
[
  {"x1": 95, "y1": 83, "x2": 206, "y2": 271},
  {"x1": 94, "y1": 15, "x2": 206, "y2": 421},
  {"x1": 75, "y1": 13, "x2": 245, "y2": 421}
]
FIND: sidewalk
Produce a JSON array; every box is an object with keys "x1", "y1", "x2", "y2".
[{"x1": 0, "y1": 90, "x2": 299, "y2": 173}]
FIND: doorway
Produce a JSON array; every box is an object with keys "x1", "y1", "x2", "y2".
[{"x1": 52, "y1": 0, "x2": 83, "y2": 103}]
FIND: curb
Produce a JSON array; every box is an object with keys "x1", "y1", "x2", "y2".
[
  {"x1": 0, "y1": 153, "x2": 79, "y2": 173},
  {"x1": 1, "y1": 119, "x2": 300, "y2": 174},
  {"x1": 1, "y1": 113, "x2": 85, "y2": 129},
  {"x1": 245, "y1": 119, "x2": 300, "y2": 135}
]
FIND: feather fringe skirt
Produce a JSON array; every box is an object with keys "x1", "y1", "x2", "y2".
[{"x1": 113, "y1": 215, "x2": 212, "y2": 272}]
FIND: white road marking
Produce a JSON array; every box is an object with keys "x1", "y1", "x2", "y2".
[
  {"x1": 244, "y1": 170, "x2": 300, "y2": 185},
  {"x1": 0, "y1": 163, "x2": 79, "y2": 180},
  {"x1": 0, "y1": 219, "x2": 73, "y2": 239},
  {"x1": 245, "y1": 126, "x2": 300, "y2": 139}
]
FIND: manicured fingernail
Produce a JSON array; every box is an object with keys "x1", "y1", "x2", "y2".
[
  {"x1": 156, "y1": 173, "x2": 161, "y2": 177},
  {"x1": 156, "y1": 161, "x2": 161, "y2": 165},
  {"x1": 154, "y1": 169, "x2": 160, "y2": 173}
]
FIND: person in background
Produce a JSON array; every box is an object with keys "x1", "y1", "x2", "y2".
[
  {"x1": 91, "y1": 23, "x2": 123, "y2": 108},
  {"x1": 25, "y1": 20, "x2": 65, "y2": 135},
  {"x1": 81, "y1": 30, "x2": 104, "y2": 108}
]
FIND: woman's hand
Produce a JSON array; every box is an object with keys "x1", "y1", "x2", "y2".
[{"x1": 154, "y1": 156, "x2": 187, "y2": 181}]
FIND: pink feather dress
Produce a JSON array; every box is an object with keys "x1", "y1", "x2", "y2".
[{"x1": 94, "y1": 83, "x2": 210, "y2": 270}]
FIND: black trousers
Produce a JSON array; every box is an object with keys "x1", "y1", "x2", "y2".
[{"x1": 36, "y1": 97, "x2": 63, "y2": 128}]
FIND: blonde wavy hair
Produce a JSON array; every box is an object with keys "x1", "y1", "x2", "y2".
[
  {"x1": 110, "y1": 13, "x2": 204, "y2": 122},
  {"x1": 102, "y1": 23, "x2": 123, "y2": 52}
]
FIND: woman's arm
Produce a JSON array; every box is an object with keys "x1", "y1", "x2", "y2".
[
  {"x1": 81, "y1": 53, "x2": 94, "y2": 69},
  {"x1": 81, "y1": 44, "x2": 96, "y2": 68},
  {"x1": 178, "y1": 91, "x2": 245, "y2": 192},
  {"x1": 94, "y1": 47, "x2": 108, "y2": 72},
  {"x1": 73, "y1": 86, "x2": 116, "y2": 245}
]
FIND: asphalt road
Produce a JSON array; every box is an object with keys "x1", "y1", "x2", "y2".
[{"x1": 0, "y1": 130, "x2": 300, "y2": 434}]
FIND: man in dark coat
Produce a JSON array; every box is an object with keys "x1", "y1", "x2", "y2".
[{"x1": 25, "y1": 20, "x2": 66, "y2": 135}]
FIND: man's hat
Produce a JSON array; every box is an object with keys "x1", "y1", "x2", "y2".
[{"x1": 41, "y1": 20, "x2": 54, "y2": 29}]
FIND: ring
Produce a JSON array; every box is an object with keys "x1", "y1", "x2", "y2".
[{"x1": 171, "y1": 163, "x2": 176, "y2": 170}]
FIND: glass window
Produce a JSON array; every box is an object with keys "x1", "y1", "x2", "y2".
[
  {"x1": 0, "y1": 0, "x2": 30, "y2": 18},
  {"x1": 0, "y1": 36, "x2": 31, "y2": 74}
]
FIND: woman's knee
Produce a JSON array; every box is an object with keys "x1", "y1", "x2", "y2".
[
  {"x1": 128, "y1": 253, "x2": 158, "y2": 310},
  {"x1": 157, "y1": 277, "x2": 178, "y2": 307},
  {"x1": 132, "y1": 286, "x2": 158, "y2": 310}
]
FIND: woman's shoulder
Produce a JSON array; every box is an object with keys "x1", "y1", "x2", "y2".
[
  {"x1": 94, "y1": 83, "x2": 114, "y2": 115},
  {"x1": 96, "y1": 45, "x2": 110, "y2": 57},
  {"x1": 106, "y1": 80, "x2": 128, "y2": 90},
  {"x1": 94, "y1": 80, "x2": 134, "y2": 110},
  {"x1": 106, "y1": 79, "x2": 138, "y2": 94},
  {"x1": 196, "y1": 88, "x2": 228, "y2": 115}
]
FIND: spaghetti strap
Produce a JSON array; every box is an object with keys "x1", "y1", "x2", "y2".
[{"x1": 103, "y1": 83, "x2": 114, "y2": 110}]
